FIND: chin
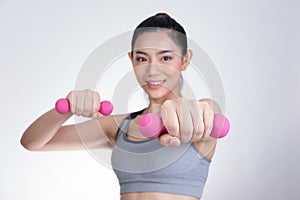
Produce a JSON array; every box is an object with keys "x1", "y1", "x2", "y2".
[
  {"x1": 146, "y1": 89, "x2": 178, "y2": 103},
  {"x1": 147, "y1": 91, "x2": 166, "y2": 100}
]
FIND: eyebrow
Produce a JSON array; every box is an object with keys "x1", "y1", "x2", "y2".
[{"x1": 135, "y1": 50, "x2": 174, "y2": 56}]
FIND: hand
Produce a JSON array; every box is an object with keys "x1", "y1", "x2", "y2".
[
  {"x1": 66, "y1": 89, "x2": 101, "y2": 118},
  {"x1": 159, "y1": 97, "x2": 215, "y2": 147}
]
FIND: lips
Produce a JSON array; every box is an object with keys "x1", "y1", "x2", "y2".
[{"x1": 146, "y1": 80, "x2": 166, "y2": 89}]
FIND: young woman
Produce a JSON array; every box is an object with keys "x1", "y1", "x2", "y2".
[{"x1": 21, "y1": 13, "x2": 222, "y2": 200}]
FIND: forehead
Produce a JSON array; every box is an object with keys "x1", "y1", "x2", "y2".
[{"x1": 133, "y1": 31, "x2": 181, "y2": 53}]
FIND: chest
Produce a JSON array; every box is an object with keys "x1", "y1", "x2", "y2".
[{"x1": 126, "y1": 117, "x2": 150, "y2": 142}]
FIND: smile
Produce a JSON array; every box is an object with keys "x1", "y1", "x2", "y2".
[{"x1": 146, "y1": 80, "x2": 166, "y2": 89}]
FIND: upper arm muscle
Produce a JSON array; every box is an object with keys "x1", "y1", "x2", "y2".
[{"x1": 36, "y1": 114, "x2": 126, "y2": 151}]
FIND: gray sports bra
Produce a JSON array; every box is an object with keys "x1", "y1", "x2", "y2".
[{"x1": 111, "y1": 109, "x2": 212, "y2": 199}]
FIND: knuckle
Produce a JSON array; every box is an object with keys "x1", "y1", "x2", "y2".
[
  {"x1": 70, "y1": 106, "x2": 75, "y2": 114},
  {"x1": 195, "y1": 129, "x2": 202, "y2": 137},
  {"x1": 158, "y1": 136, "x2": 168, "y2": 146},
  {"x1": 190, "y1": 100, "x2": 200, "y2": 111},
  {"x1": 191, "y1": 99, "x2": 198, "y2": 105},
  {"x1": 200, "y1": 127, "x2": 205, "y2": 134},
  {"x1": 180, "y1": 135, "x2": 190, "y2": 143},
  {"x1": 167, "y1": 130, "x2": 175, "y2": 136},
  {"x1": 85, "y1": 111, "x2": 93, "y2": 117},
  {"x1": 93, "y1": 106, "x2": 99, "y2": 113},
  {"x1": 159, "y1": 140, "x2": 168, "y2": 147},
  {"x1": 193, "y1": 133, "x2": 202, "y2": 142},
  {"x1": 196, "y1": 130, "x2": 204, "y2": 139},
  {"x1": 200, "y1": 101, "x2": 209, "y2": 109},
  {"x1": 67, "y1": 91, "x2": 76, "y2": 113},
  {"x1": 66, "y1": 90, "x2": 74, "y2": 100},
  {"x1": 93, "y1": 93, "x2": 100, "y2": 106},
  {"x1": 168, "y1": 124, "x2": 178, "y2": 132},
  {"x1": 85, "y1": 88, "x2": 91, "y2": 93},
  {"x1": 193, "y1": 134, "x2": 202, "y2": 142},
  {"x1": 198, "y1": 103, "x2": 204, "y2": 110},
  {"x1": 76, "y1": 108, "x2": 83, "y2": 116},
  {"x1": 162, "y1": 100, "x2": 173, "y2": 109},
  {"x1": 197, "y1": 126, "x2": 204, "y2": 135},
  {"x1": 94, "y1": 91, "x2": 100, "y2": 99},
  {"x1": 180, "y1": 130, "x2": 192, "y2": 143},
  {"x1": 180, "y1": 138, "x2": 187, "y2": 143},
  {"x1": 205, "y1": 102, "x2": 214, "y2": 112},
  {"x1": 86, "y1": 89, "x2": 91, "y2": 96},
  {"x1": 202, "y1": 101, "x2": 209, "y2": 107},
  {"x1": 203, "y1": 131, "x2": 210, "y2": 138}
]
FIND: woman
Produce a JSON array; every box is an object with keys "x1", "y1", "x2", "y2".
[{"x1": 21, "y1": 13, "x2": 222, "y2": 200}]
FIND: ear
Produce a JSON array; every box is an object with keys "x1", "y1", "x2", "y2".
[
  {"x1": 128, "y1": 51, "x2": 134, "y2": 64},
  {"x1": 181, "y1": 49, "x2": 193, "y2": 71}
]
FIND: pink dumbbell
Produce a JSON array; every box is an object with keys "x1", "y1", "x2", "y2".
[
  {"x1": 138, "y1": 113, "x2": 230, "y2": 139},
  {"x1": 55, "y1": 98, "x2": 113, "y2": 116}
]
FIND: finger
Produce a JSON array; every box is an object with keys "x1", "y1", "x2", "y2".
[
  {"x1": 92, "y1": 112, "x2": 102, "y2": 119},
  {"x1": 83, "y1": 91, "x2": 93, "y2": 117},
  {"x1": 159, "y1": 134, "x2": 181, "y2": 147},
  {"x1": 161, "y1": 101, "x2": 180, "y2": 138},
  {"x1": 203, "y1": 103, "x2": 214, "y2": 138},
  {"x1": 178, "y1": 104, "x2": 193, "y2": 143},
  {"x1": 76, "y1": 91, "x2": 84, "y2": 116},
  {"x1": 68, "y1": 91, "x2": 76, "y2": 114},
  {"x1": 190, "y1": 101, "x2": 204, "y2": 142},
  {"x1": 93, "y1": 91, "x2": 101, "y2": 114}
]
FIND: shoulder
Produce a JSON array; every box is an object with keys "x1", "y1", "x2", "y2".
[{"x1": 98, "y1": 113, "x2": 129, "y2": 145}]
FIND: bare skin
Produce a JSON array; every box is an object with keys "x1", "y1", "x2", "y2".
[
  {"x1": 20, "y1": 102, "x2": 217, "y2": 200},
  {"x1": 20, "y1": 30, "x2": 221, "y2": 200},
  {"x1": 20, "y1": 107, "x2": 125, "y2": 151},
  {"x1": 121, "y1": 192, "x2": 200, "y2": 200}
]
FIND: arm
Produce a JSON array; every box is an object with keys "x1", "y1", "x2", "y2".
[
  {"x1": 20, "y1": 108, "x2": 73, "y2": 151},
  {"x1": 20, "y1": 108, "x2": 125, "y2": 151},
  {"x1": 21, "y1": 89, "x2": 126, "y2": 151}
]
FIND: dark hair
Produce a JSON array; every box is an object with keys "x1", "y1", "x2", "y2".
[{"x1": 131, "y1": 13, "x2": 187, "y2": 56}]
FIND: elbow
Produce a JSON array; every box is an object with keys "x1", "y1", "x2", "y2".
[
  {"x1": 20, "y1": 138, "x2": 33, "y2": 151},
  {"x1": 20, "y1": 135, "x2": 40, "y2": 151}
]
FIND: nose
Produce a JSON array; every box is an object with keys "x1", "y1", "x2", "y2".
[{"x1": 147, "y1": 58, "x2": 161, "y2": 77}]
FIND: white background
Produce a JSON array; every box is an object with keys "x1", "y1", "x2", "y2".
[{"x1": 1, "y1": 0, "x2": 299, "y2": 199}]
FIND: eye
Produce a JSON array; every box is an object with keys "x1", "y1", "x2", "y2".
[
  {"x1": 136, "y1": 57, "x2": 147, "y2": 62},
  {"x1": 161, "y1": 56, "x2": 172, "y2": 61}
]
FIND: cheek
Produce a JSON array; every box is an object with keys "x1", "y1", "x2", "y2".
[
  {"x1": 166, "y1": 59, "x2": 183, "y2": 72},
  {"x1": 133, "y1": 67, "x2": 146, "y2": 82},
  {"x1": 163, "y1": 63, "x2": 182, "y2": 77}
]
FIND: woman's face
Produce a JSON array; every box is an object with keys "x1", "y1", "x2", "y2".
[{"x1": 128, "y1": 31, "x2": 191, "y2": 103}]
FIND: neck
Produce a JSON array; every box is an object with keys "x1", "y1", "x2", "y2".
[{"x1": 144, "y1": 88, "x2": 182, "y2": 115}]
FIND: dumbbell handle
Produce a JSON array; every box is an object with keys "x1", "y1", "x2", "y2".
[
  {"x1": 138, "y1": 113, "x2": 230, "y2": 139},
  {"x1": 55, "y1": 98, "x2": 113, "y2": 116}
]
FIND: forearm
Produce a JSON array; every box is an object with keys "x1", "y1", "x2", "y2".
[
  {"x1": 199, "y1": 98, "x2": 222, "y2": 114},
  {"x1": 20, "y1": 108, "x2": 72, "y2": 150}
]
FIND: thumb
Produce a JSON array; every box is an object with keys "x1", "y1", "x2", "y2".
[
  {"x1": 158, "y1": 134, "x2": 181, "y2": 147},
  {"x1": 92, "y1": 112, "x2": 103, "y2": 119}
]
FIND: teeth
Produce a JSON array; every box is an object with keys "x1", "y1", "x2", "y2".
[{"x1": 149, "y1": 81, "x2": 163, "y2": 85}]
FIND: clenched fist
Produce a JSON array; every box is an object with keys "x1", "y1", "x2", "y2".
[
  {"x1": 159, "y1": 97, "x2": 215, "y2": 146},
  {"x1": 66, "y1": 89, "x2": 101, "y2": 118}
]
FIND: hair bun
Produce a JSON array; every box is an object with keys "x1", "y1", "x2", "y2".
[{"x1": 155, "y1": 12, "x2": 171, "y2": 18}]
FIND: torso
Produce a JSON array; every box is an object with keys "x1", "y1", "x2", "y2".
[
  {"x1": 121, "y1": 192, "x2": 200, "y2": 200},
  {"x1": 113, "y1": 113, "x2": 217, "y2": 200}
]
